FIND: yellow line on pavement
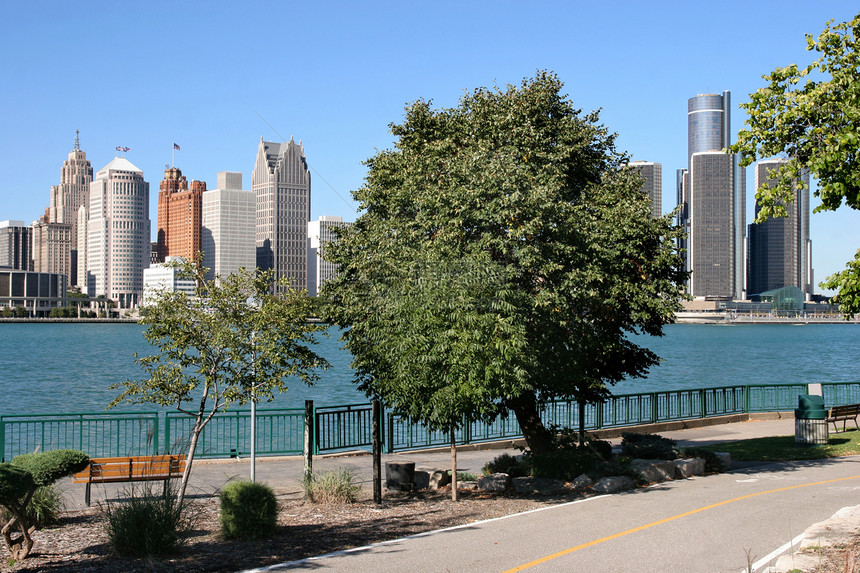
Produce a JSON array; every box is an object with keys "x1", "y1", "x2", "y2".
[{"x1": 503, "y1": 473, "x2": 860, "y2": 572}]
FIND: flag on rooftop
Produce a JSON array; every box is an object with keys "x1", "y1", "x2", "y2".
[{"x1": 173, "y1": 143, "x2": 180, "y2": 150}]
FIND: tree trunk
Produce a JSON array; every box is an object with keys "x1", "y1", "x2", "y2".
[
  {"x1": 509, "y1": 392, "x2": 554, "y2": 454},
  {"x1": 1, "y1": 495, "x2": 34, "y2": 560},
  {"x1": 450, "y1": 429, "x2": 458, "y2": 502},
  {"x1": 177, "y1": 419, "x2": 203, "y2": 507}
]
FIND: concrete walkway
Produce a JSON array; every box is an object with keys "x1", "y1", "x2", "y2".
[{"x1": 58, "y1": 415, "x2": 799, "y2": 509}]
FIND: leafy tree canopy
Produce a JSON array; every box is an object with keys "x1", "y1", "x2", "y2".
[
  {"x1": 731, "y1": 12, "x2": 860, "y2": 313},
  {"x1": 322, "y1": 72, "x2": 686, "y2": 453}
]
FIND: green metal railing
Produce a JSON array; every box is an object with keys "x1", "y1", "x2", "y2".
[{"x1": 4, "y1": 382, "x2": 860, "y2": 461}]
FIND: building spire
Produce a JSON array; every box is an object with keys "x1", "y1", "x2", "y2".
[{"x1": 74, "y1": 129, "x2": 80, "y2": 151}]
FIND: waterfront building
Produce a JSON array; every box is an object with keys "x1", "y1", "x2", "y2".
[
  {"x1": 0, "y1": 270, "x2": 67, "y2": 316},
  {"x1": 747, "y1": 158, "x2": 811, "y2": 297},
  {"x1": 86, "y1": 157, "x2": 150, "y2": 308},
  {"x1": 201, "y1": 171, "x2": 255, "y2": 282},
  {"x1": 156, "y1": 167, "x2": 205, "y2": 263},
  {"x1": 142, "y1": 256, "x2": 196, "y2": 305},
  {"x1": 626, "y1": 161, "x2": 662, "y2": 218},
  {"x1": 0, "y1": 221, "x2": 32, "y2": 270},
  {"x1": 682, "y1": 92, "x2": 745, "y2": 299},
  {"x1": 308, "y1": 216, "x2": 352, "y2": 296},
  {"x1": 252, "y1": 137, "x2": 311, "y2": 291},
  {"x1": 31, "y1": 219, "x2": 72, "y2": 278},
  {"x1": 48, "y1": 131, "x2": 93, "y2": 286}
]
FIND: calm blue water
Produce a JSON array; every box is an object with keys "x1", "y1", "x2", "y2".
[{"x1": 1, "y1": 322, "x2": 858, "y2": 416}]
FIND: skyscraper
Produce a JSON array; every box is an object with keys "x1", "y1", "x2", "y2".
[
  {"x1": 156, "y1": 167, "x2": 205, "y2": 263},
  {"x1": 252, "y1": 137, "x2": 311, "y2": 291},
  {"x1": 31, "y1": 219, "x2": 71, "y2": 278},
  {"x1": 626, "y1": 161, "x2": 662, "y2": 218},
  {"x1": 86, "y1": 157, "x2": 150, "y2": 308},
  {"x1": 682, "y1": 92, "x2": 745, "y2": 299},
  {"x1": 747, "y1": 158, "x2": 811, "y2": 297},
  {"x1": 308, "y1": 216, "x2": 352, "y2": 296},
  {"x1": 0, "y1": 221, "x2": 32, "y2": 270},
  {"x1": 202, "y1": 171, "x2": 255, "y2": 282},
  {"x1": 48, "y1": 131, "x2": 93, "y2": 285}
]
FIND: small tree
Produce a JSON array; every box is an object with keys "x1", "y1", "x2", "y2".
[
  {"x1": 732, "y1": 11, "x2": 860, "y2": 313},
  {"x1": 110, "y1": 261, "x2": 329, "y2": 505},
  {"x1": 0, "y1": 450, "x2": 89, "y2": 560}
]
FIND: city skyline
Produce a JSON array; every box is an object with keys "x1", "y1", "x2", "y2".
[{"x1": 2, "y1": 2, "x2": 859, "y2": 294}]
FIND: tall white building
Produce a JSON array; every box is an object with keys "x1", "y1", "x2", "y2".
[
  {"x1": 202, "y1": 171, "x2": 256, "y2": 282},
  {"x1": 252, "y1": 137, "x2": 310, "y2": 291},
  {"x1": 86, "y1": 157, "x2": 150, "y2": 308},
  {"x1": 307, "y1": 216, "x2": 352, "y2": 296}
]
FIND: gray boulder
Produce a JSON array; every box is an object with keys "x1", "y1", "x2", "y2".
[
  {"x1": 592, "y1": 476, "x2": 635, "y2": 493},
  {"x1": 512, "y1": 476, "x2": 566, "y2": 494},
  {"x1": 571, "y1": 474, "x2": 593, "y2": 489},
  {"x1": 673, "y1": 458, "x2": 706, "y2": 478},
  {"x1": 478, "y1": 473, "x2": 511, "y2": 492},
  {"x1": 631, "y1": 459, "x2": 676, "y2": 483}
]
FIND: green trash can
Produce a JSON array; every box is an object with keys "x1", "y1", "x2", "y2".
[
  {"x1": 795, "y1": 395, "x2": 826, "y2": 420},
  {"x1": 795, "y1": 394, "x2": 828, "y2": 446}
]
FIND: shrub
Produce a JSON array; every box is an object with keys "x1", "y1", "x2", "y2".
[
  {"x1": 588, "y1": 457, "x2": 644, "y2": 483},
  {"x1": 620, "y1": 432, "x2": 680, "y2": 460},
  {"x1": 0, "y1": 464, "x2": 34, "y2": 507},
  {"x1": 220, "y1": 481, "x2": 278, "y2": 540},
  {"x1": 483, "y1": 453, "x2": 529, "y2": 477},
  {"x1": 303, "y1": 468, "x2": 361, "y2": 504},
  {"x1": 12, "y1": 450, "x2": 89, "y2": 486},
  {"x1": 27, "y1": 485, "x2": 64, "y2": 529},
  {"x1": 102, "y1": 484, "x2": 191, "y2": 557}
]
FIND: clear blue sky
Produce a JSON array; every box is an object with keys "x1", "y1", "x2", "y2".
[{"x1": 2, "y1": 1, "x2": 858, "y2": 294}]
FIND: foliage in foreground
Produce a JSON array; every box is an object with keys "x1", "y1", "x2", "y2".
[
  {"x1": 0, "y1": 450, "x2": 88, "y2": 560},
  {"x1": 102, "y1": 484, "x2": 193, "y2": 558},
  {"x1": 220, "y1": 481, "x2": 278, "y2": 540},
  {"x1": 701, "y1": 430, "x2": 860, "y2": 462},
  {"x1": 323, "y1": 71, "x2": 687, "y2": 456},
  {"x1": 303, "y1": 468, "x2": 361, "y2": 504},
  {"x1": 110, "y1": 261, "x2": 329, "y2": 505},
  {"x1": 0, "y1": 485, "x2": 64, "y2": 530},
  {"x1": 731, "y1": 11, "x2": 860, "y2": 314}
]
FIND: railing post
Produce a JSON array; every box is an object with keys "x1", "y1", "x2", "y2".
[
  {"x1": 372, "y1": 399, "x2": 382, "y2": 504},
  {"x1": 0, "y1": 419, "x2": 5, "y2": 462},
  {"x1": 387, "y1": 412, "x2": 395, "y2": 453},
  {"x1": 699, "y1": 389, "x2": 706, "y2": 418},
  {"x1": 744, "y1": 385, "x2": 750, "y2": 413},
  {"x1": 304, "y1": 400, "x2": 314, "y2": 476},
  {"x1": 164, "y1": 414, "x2": 171, "y2": 454},
  {"x1": 152, "y1": 414, "x2": 159, "y2": 455},
  {"x1": 651, "y1": 393, "x2": 658, "y2": 424},
  {"x1": 462, "y1": 414, "x2": 471, "y2": 444}
]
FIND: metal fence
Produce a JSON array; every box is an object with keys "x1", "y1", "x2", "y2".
[{"x1": 3, "y1": 382, "x2": 860, "y2": 461}]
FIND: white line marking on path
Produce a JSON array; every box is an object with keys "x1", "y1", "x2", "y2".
[{"x1": 749, "y1": 531, "x2": 806, "y2": 573}]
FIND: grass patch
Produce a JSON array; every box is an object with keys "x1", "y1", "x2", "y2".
[{"x1": 701, "y1": 429, "x2": 860, "y2": 461}]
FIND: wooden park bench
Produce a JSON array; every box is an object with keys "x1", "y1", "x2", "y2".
[
  {"x1": 73, "y1": 454, "x2": 186, "y2": 506},
  {"x1": 826, "y1": 404, "x2": 860, "y2": 433}
]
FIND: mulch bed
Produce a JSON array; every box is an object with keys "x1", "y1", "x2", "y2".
[{"x1": 1, "y1": 489, "x2": 562, "y2": 572}]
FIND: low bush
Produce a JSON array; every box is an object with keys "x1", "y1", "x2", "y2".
[
  {"x1": 588, "y1": 457, "x2": 644, "y2": 484},
  {"x1": 483, "y1": 453, "x2": 528, "y2": 477},
  {"x1": 27, "y1": 485, "x2": 64, "y2": 529},
  {"x1": 620, "y1": 432, "x2": 680, "y2": 460},
  {"x1": 453, "y1": 471, "x2": 478, "y2": 482},
  {"x1": 220, "y1": 481, "x2": 278, "y2": 540},
  {"x1": 12, "y1": 450, "x2": 90, "y2": 486},
  {"x1": 102, "y1": 484, "x2": 192, "y2": 557},
  {"x1": 304, "y1": 468, "x2": 361, "y2": 504}
]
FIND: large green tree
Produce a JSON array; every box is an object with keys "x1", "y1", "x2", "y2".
[
  {"x1": 110, "y1": 262, "x2": 329, "y2": 504},
  {"x1": 732, "y1": 12, "x2": 860, "y2": 313},
  {"x1": 322, "y1": 72, "x2": 686, "y2": 454}
]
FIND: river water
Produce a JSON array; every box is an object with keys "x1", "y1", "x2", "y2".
[{"x1": 1, "y1": 322, "x2": 857, "y2": 416}]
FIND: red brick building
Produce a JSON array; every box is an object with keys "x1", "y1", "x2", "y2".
[{"x1": 156, "y1": 167, "x2": 205, "y2": 263}]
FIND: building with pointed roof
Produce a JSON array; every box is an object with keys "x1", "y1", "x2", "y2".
[
  {"x1": 252, "y1": 137, "x2": 311, "y2": 291},
  {"x1": 47, "y1": 131, "x2": 93, "y2": 285}
]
